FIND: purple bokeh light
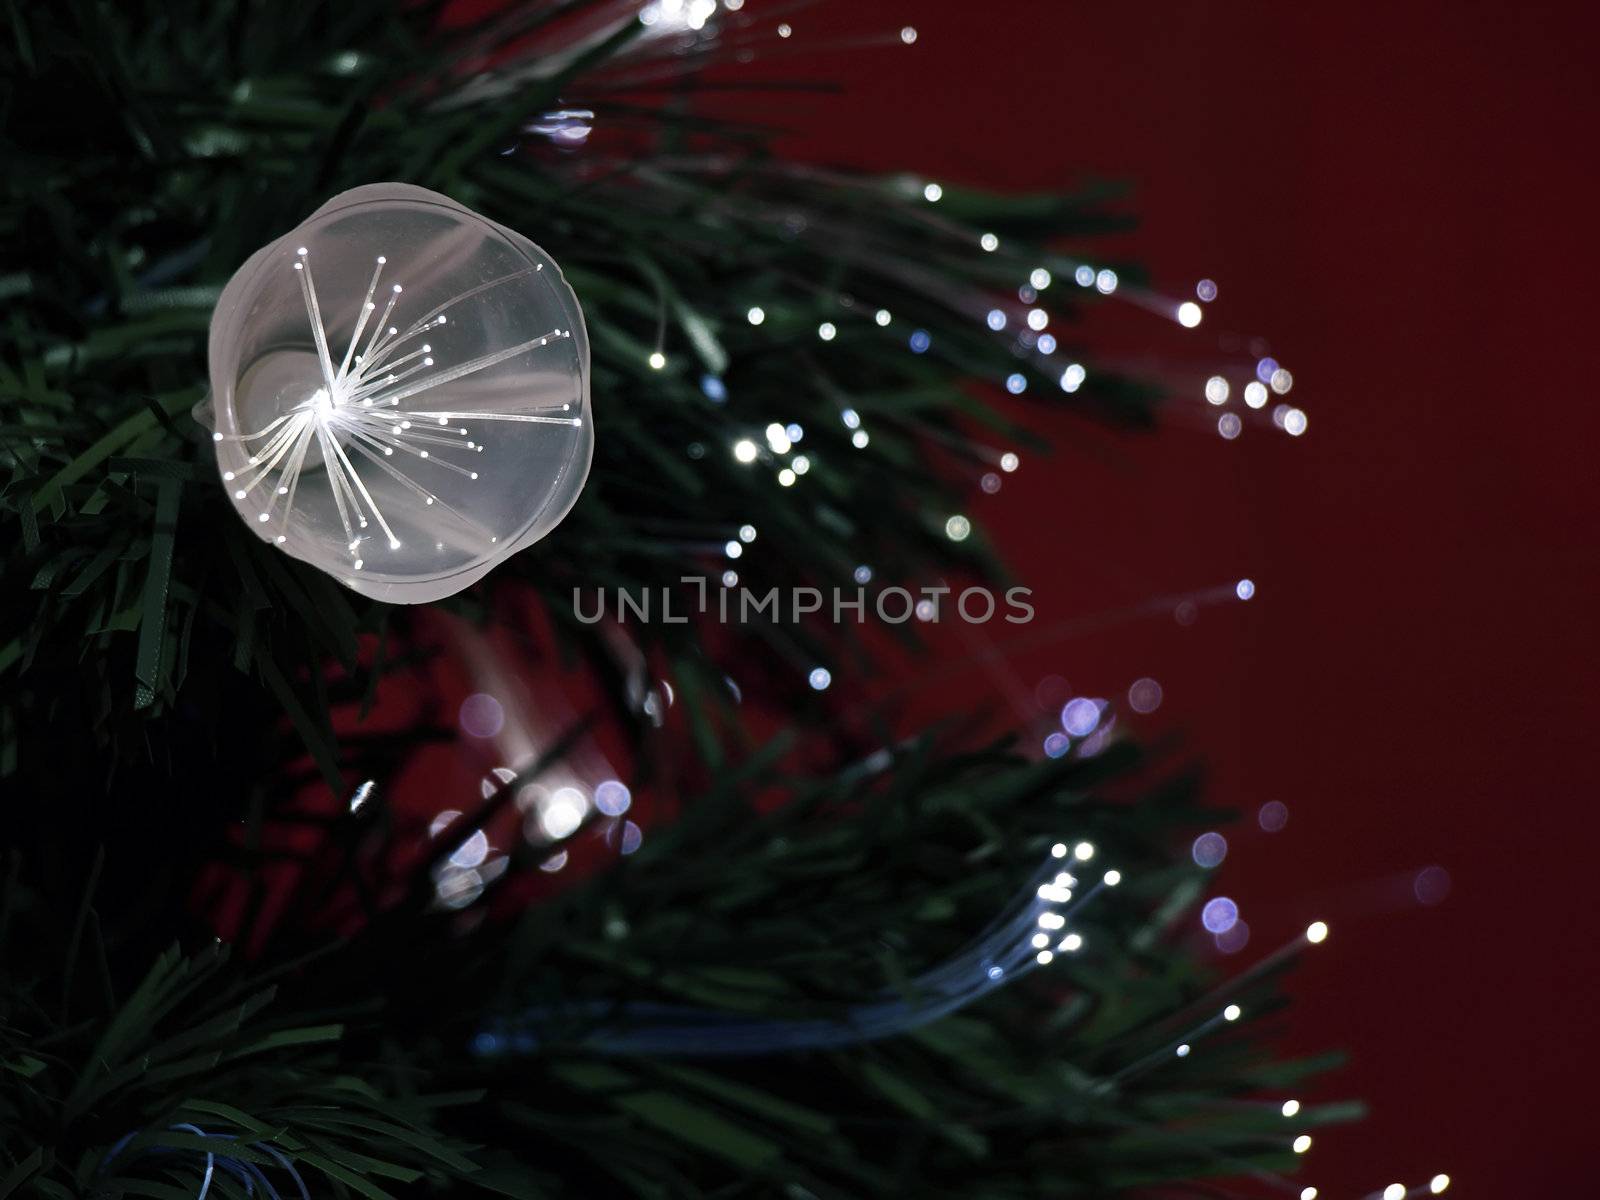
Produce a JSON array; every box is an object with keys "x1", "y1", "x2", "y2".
[
  {"x1": 459, "y1": 693, "x2": 505, "y2": 739},
  {"x1": 595, "y1": 780, "x2": 632, "y2": 816},
  {"x1": 1192, "y1": 831, "x2": 1229, "y2": 868},
  {"x1": 1414, "y1": 864, "x2": 1452, "y2": 905},
  {"x1": 1202, "y1": 896, "x2": 1240, "y2": 934},
  {"x1": 1216, "y1": 920, "x2": 1251, "y2": 953},
  {"x1": 1128, "y1": 677, "x2": 1163, "y2": 713},
  {"x1": 1061, "y1": 697, "x2": 1104, "y2": 737}
]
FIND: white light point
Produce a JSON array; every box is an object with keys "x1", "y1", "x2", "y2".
[
  {"x1": 875, "y1": 308, "x2": 892, "y2": 326},
  {"x1": 1073, "y1": 841, "x2": 1095, "y2": 862},
  {"x1": 1177, "y1": 301, "x2": 1203, "y2": 328},
  {"x1": 1430, "y1": 1175, "x2": 1451, "y2": 1194},
  {"x1": 648, "y1": 351, "x2": 666, "y2": 369},
  {"x1": 1035, "y1": 949, "x2": 1054, "y2": 965},
  {"x1": 1305, "y1": 920, "x2": 1329, "y2": 944},
  {"x1": 747, "y1": 306, "x2": 766, "y2": 325},
  {"x1": 900, "y1": 25, "x2": 917, "y2": 44},
  {"x1": 540, "y1": 787, "x2": 587, "y2": 840},
  {"x1": 818, "y1": 321, "x2": 836, "y2": 341},
  {"x1": 1281, "y1": 1099, "x2": 1301, "y2": 1118},
  {"x1": 980, "y1": 233, "x2": 999, "y2": 252},
  {"x1": 765, "y1": 422, "x2": 792, "y2": 453},
  {"x1": 1223, "y1": 1004, "x2": 1242, "y2": 1021},
  {"x1": 1300, "y1": 1190, "x2": 1318, "y2": 1200},
  {"x1": 778, "y1": 468, "x2": 796, "y2": 486},
  {"x1": 1051, "y1": 842, "x2": 1068, "y2": 859},
  {"x1": 1384, "y1": 1187, "x2": 1406, "y2": 1200},
  {"x1": 923, "y1": 182, "x2": 943, "y2": 202},
  {"x1": 1059, "y1": 932, "x2": 1083, "y2": 952},
  {"x1": 733, "y1": 439, "x2": 759, "y2": 464},
  {"x1": 1175, "y1": 1044, "x2": 1191, "y2": 1057},
  {"x1": 1000, "y1": 451, "x2": 1020, "y2": 472},
  {"x1": 1103, "y1": 869, "x2": 1122, "y2": 886},
  {"x1": 1292, "y1": 1135, "x2": 1312, "y2": 1154}
]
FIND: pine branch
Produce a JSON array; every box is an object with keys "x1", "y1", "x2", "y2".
[{"x1": 1, "y1": 731, "x2": 1353, "y2": 1197}]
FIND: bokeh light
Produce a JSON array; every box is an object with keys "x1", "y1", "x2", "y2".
[
  {"x1": 540, "y1": 787, "x2": 588, "y2": 840},
  {"x1": 1215, "y1": 920, "x2": 1250, "y2": 953},
  {"x1": 458, "y1": 693, "x2": 504, "y2": 738},
  {"x1": 1202, "y1": 896, "x2": 1239, "y2": 934},
  {"x1": 1060, "y1": 697, "x2": 1103, "y2": 737},
  {"x1": 1414, "y1": 864, "x2": 1452, "y2": 905},
  {"x1": 1192, "y1": 831, "x2": 1228, "y2": 868},
  {"x1": 594, "y1": 779, "x2": 632, "y2": 816},
  {"x1": 1128, "y1": 676, "x2": 1163, "y2": 713}
]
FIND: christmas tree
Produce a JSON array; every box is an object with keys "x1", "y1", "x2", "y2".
[{"x1": 1, "y1": 2, "x2": 1374, "y2": 1195}]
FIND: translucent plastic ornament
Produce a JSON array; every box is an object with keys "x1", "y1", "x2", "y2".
[{"x1": 204, "y1": 183, "x2": 592, "y2": 603}]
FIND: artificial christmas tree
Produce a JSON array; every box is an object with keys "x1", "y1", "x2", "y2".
[{"x1": 1, "y1": 3, "x2": 1373, "y2": 1195}]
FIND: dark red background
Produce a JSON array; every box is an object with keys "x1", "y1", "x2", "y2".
[{"x1": 758, "y1": 1, "x2": 1597, "y2": 1193}]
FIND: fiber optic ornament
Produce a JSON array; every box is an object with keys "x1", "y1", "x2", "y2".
[{"x1": 204, "y1": 183, "x2": 592, "y2": 603}]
